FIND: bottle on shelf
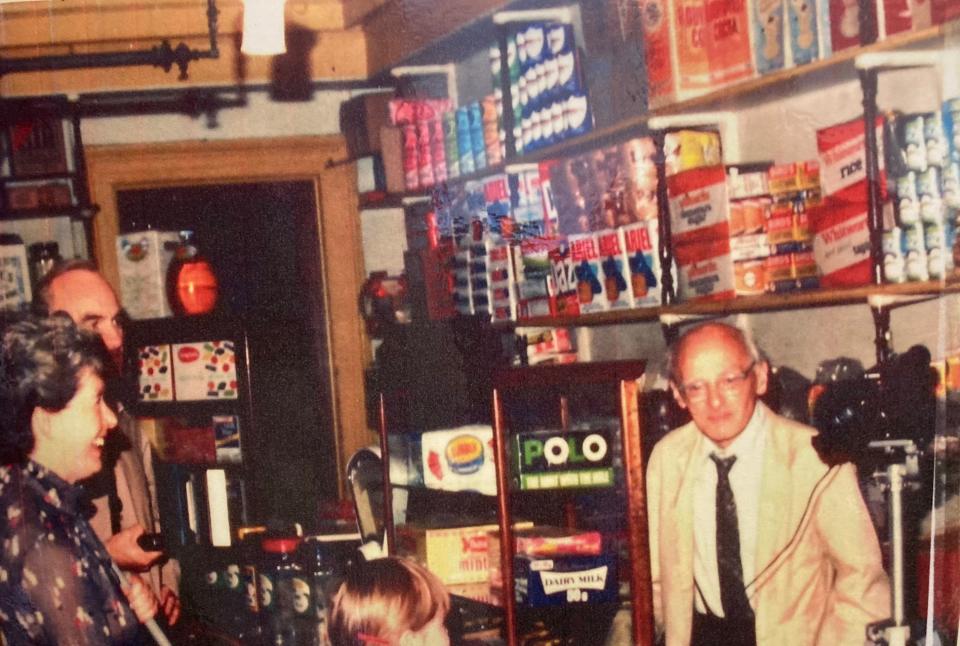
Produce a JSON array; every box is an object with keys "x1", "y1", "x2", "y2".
[{"x1": 27, "y1": 240, "x2": 60, "y2": 290}]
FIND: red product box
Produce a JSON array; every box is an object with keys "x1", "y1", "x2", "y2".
[
  {"x1": 764, "y1": 252, "x2": 794, "y2": 287},
  {"x1": 816, "y1": 116, "x2": 886, "y2": 201},
  {"x1": 764, "y1": 203, "x2": 797, "y2": 246},
  {"x1": 705, "y1": 0, "x2": 754, "y2": 85},
  {"x1": 642, "y1": 0, "x2": 713, "y2": 108},
  {"x1": 809, "y1": 198, "x2": 873, "y2": 287},
  {"x1": 931, "y1": 0, "x2": 960, "y2": 23},
  {"x1": 828, "y1": 0, "x2": 877, "y2": 50},
  {"x1": 767, "y1": 161, "x2": 821, "y2": 195},
  {"x1": 876, "y1": 0, "x2": 930, "y2": 38},
  {"x1": 548, "y1": 243, "x2": 581, "y2": 317},
  {"x1": 420, "y1": 242, "x2": 456, "y2": 321},
  {"x1": 667, "y1": 165, "x2": 732, "y2": 241}
]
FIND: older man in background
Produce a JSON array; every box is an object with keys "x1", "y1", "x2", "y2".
[{"x1": 34, "y1": 260, "x2": 180, "y2": 625}]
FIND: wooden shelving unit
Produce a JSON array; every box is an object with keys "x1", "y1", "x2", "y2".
[
  {"x1": 362, "y1": 20, "x2": 958, "y2": 202},
  {"x1": 492, "y1": 278, "x2": 960, "y2": 329},
  {"x1": 364, "y1": 3, "x2": 957, "y2": 644}
]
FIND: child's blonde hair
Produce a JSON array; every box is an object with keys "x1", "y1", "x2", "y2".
[{"x1": 329, "y1": 556, "x2": 451, "y2": 646}]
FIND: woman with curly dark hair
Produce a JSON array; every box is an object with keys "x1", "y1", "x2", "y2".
[{"x1": 0, "y1": 313, "x2": 158, "y2": 645}]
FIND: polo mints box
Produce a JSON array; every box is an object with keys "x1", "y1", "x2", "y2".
[
  {"x1": 513, "y1": 428, "x2": 615, "y2": 490},
  {"x1": 514, "y1": 553, "x2": 617, "y2": 606}
]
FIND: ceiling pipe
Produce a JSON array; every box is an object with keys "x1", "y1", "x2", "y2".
[{"x1": 0, "y1": 0, "x2": 220, "y2": 81}]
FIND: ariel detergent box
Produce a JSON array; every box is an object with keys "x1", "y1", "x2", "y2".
[
  {"x1": 567, "y1": 232, "x2": 607, "y2": 313},
  {"x1": 620, "y1": 220, "x2": 662, "y2": 307}
]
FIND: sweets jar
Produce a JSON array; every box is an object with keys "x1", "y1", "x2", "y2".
[
  {"x1": 261, "y1": 536, "x2": 313, "y2": 645},
  {"x1": 167, "y1": 230, "x2": 218, "y2": 315}
]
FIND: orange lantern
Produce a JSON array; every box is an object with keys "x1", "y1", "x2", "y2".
[
  {"x1": 167, "y1": 231, "x2": 219, "y2": 316},
  {"x1": 172, "y1": 258, "x2": 218, "y2": 315}
]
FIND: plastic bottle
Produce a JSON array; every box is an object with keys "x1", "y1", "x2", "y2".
[
  {"x1": 299, "y1": 536, "x2": 340, "y2": 646},
  {"x1": 261, "y1": 536, "x2": 303, "y2": 645}
]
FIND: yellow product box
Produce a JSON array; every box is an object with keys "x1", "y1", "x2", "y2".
[{"x1": 397, "y1": 522, "x2": 533, "y2": 585}]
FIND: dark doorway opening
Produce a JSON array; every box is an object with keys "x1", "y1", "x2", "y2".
[{"x1": 117, "y1": 181, "x2": 336, "y2": 525}]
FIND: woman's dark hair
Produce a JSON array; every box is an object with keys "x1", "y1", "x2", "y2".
[{"x1": 0, "y1": 312, "x2": 107, "y2": 464}]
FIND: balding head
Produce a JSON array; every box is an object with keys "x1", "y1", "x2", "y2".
[
  {"x1": 668, "y1": 322, "x2": 768, "y2": 448},
  {"x1": 41, "y1": 266, "x2": 124, "y2": 365}
]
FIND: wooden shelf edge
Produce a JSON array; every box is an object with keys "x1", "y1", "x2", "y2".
[
  {"x1": 0, "y1": 204, "x2": 97, "y2": 221},
  {"x1": 493, "y1": 279, "x2": 960, "y2": 329},
  {"x1": 493, "y1": 359, "x2": 646, "y2": 386}
]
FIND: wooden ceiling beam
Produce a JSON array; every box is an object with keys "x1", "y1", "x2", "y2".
[
  {"x1": 0, "y1": 0, "x2": 370, "y2": 94},
  {"x1": 0, "y1": 0, "x2": 348, "y2": 47}
]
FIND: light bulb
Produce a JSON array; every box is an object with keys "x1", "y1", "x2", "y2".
[{"x1": 241, "y1": 0, "x2": 287, "y2": 56}]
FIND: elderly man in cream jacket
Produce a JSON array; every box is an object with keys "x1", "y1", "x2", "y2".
[{"x1": 646, "y1": 322, "x2": 890, "y2": 646}]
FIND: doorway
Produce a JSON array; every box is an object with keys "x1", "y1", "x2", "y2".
[
  {"x1": 84, "y1": 136, "x2": 370, "y2": 504},
  {"x1": 117, "y1": 181, "x2": 334, "y2": 522}
]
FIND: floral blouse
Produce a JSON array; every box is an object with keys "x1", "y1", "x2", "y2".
[{"x1": 0, "y1": 461, "x2": 144, "y2": 645}]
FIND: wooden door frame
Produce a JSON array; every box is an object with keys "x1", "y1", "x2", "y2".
[{"x1": 85, "y1": 136, "x2": 371, "y2": 498}]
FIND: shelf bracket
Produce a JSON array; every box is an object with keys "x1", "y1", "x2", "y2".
[
  {"x1": 390, "y1": 64, "x2": 458, "y2": 107},
  {"x1": 855, "y1": 50, "x2": 945, "y2": 71},
  {"x1": 658, "y1": 312, "x2": 719, "y2": 346},
  {"x1": 870, "y1": 302, "x2": 895, "y2": 366},
  {"x1": 866, "y1": 293, "x2": 939, "y2": 310},
  {"x1": 648, "y1": 111, "x2": 740, "y2": 164},
  {"x1": 493, "y1": 8, "x2": 574, "y2": 24},
  {"x1": 859, "y1": 66, "x2": 885, "y2": 286}
]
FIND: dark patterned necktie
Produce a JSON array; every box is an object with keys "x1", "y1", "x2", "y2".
[{"x1": 710, "y1": 453, "x2": 753, "y2": 620}]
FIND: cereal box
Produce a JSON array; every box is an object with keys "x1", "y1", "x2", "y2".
[
  {"x1": 567, "y1": 233, "x2": 608, "y2": 313},
  {"x1": 674, "y1": 0, "x2": 713, "y2": 92},
  {"x1": 116, "y1": 230, "x2": 181, "y2": 320},
  {"x1": 786, "y1": 0, "x2": 824, "y2": 65},
  {"x1": 171, "y1": 340, "x2": 238, "y2": 401},
  {"x1": 752, "y1": 0, "x2": 787, "y2": 74},
  {"x1": 620, "y1": 220, "x2": 663, "y2": 307}
]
